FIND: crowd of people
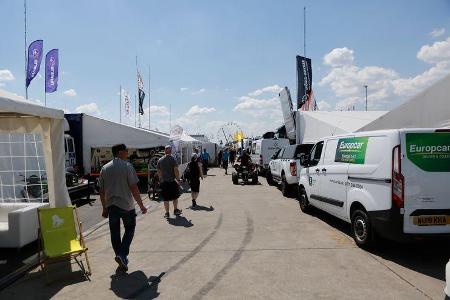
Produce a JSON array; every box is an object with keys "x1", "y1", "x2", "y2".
[{"x1": 98, "y1": 143, "x2": 251, "y2": 272}]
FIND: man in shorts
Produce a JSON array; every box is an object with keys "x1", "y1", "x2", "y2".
[{"x1": 157, "y1": 145, "x2": 182, "y2": 218}]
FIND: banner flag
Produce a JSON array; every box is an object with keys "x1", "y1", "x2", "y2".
[
  {"x1": 26, "y1": 40, "x2": 44, "y2": 87},
  {"x1": 124, "y1": 89, "x2": 130, "y2": 115},
  {"x1": 45, "y1": 49, "x2": 59, "y2": 93},
  {"x1": 296, "y1": 55, "x2": 312, "y2": 110},
  {"x1": 137, "y1": 72, "x2": 145, "y2": 115}
]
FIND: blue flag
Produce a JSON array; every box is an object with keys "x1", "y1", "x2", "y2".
[
  {"x1": 45, "y1": 49, "x2": 59, "y2": 93},
  {"x1": 26, "y1": 40, "x2": 43, "y2": 87}
]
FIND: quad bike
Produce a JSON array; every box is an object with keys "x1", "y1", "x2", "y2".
[{"x1": 232, "y1": 163, "x2": 258, "y2": 185}]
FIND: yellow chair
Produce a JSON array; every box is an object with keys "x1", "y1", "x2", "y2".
[{"x1": 37, "y1": 206, "x2": 91, "y2": 281}]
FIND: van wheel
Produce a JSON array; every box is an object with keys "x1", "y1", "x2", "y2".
[
  {"x1": 266, "y1": 170, "x2": 275, "y2": 186},
  {"x1": 351, "y1": 209, "x2": 374, "y2": 248},
  {"x1": 298, "y1": 187, "x2": 310, "y2": 213},
  {"x1": 281, "y1": 174, "x2": 289, "y2": 197}
]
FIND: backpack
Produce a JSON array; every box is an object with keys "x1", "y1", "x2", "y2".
[{"x1": 183, "y1": 163, "x2": 192, "y2": 179}]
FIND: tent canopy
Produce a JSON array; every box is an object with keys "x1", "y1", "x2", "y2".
[
  {"x1": 296, "y1": 111, "x2": 387, "y2": 144},
  {"x1": 359, "y1": 73, "x2": 450, "y2": 131},
  {"x1": 0, "y1": 96, "x2": 70, "y2": 207}
]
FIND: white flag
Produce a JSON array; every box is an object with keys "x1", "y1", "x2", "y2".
[{"x1": 124, "y1": 89, "x2": 130, "y2": 115}]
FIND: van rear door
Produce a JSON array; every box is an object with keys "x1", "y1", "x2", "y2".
[{"x1": 401, "y1": 129, "x2": 450, "y2": 234}]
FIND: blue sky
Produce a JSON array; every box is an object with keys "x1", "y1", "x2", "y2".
[{"x1": 1, "y1": 0, "x2": 450, "y2": 139}]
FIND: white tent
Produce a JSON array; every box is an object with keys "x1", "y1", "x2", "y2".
[
  {"x1": 295, "y1": 111, "x2": 387, "y2": 144},
  {"x1": 359, "y1": 74, "x2": 450, "y2": 131},
  {"x1": 0, "y1": 96, "x2": 70, "y2": 207}
]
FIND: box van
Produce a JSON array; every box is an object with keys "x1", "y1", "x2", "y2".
[
  {"x1": 251, "y1": 138, "x2": 290, "y2": 174},
  {"x1": 298, "y1": 129, "x2": 450, "y2": 247}
]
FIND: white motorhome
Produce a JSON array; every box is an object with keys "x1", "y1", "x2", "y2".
[
  {"x1": 298, "y1": 128, "x2": 450, "y2": 247},
  {"x1": 251, "y1": 138, "x2": 290, "y2": 174}
]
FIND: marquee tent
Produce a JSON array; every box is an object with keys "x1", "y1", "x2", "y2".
[
  {"x1": 359, "y1": 74, "x2": 450, "y2": 131},
  {"x1": 0, "y1": 96, "x2": 70, "y2": 207},
  {"x1": 295, "y1": 111, "x2": 387, "y2": 144}
]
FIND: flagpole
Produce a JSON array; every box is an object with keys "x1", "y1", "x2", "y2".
[
  {"x1": 303, "y1": 6, "x2": 306, "y2": 57},
  {"x1": 148, "y1": 64, "x2": 150, "y2": 130},
  {"x1": 44, "y1": 92, "x2": 46, "y2": 107},
  {"x1": 119, "y1": 85, "x2": 122, "y2": 123},
  {"x1": 134, "y1": 94, "x2": 137, "y2": 127},
  {"x1": 169, "y1": 104, "x2": 172, "y2": 133},
  {"x1": 24, "y1": 0, "x2": 28, "y2": 99}
]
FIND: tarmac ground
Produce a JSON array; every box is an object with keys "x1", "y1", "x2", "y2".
[{"x1": 0, "y1": 167, "x2": 448, "y2": 299}]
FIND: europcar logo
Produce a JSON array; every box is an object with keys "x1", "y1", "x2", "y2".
[
  {"x1": 406, "y1": 133, "x2": 450, "y2": 172},
  {"x1": 335, "y1": 137, "x2": 368, "y2": 164}
]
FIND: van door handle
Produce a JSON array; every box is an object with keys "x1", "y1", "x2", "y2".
[
  {"x1": 322, "y1": 168, "x2": 327, "y2": 172},
  {"x1": 315, "y1": 168, "x2": 320, "y2": 173}
]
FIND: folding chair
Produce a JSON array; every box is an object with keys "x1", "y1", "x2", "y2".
[{"x1": 37, "y1": 206, "x2": 92, "y2": 282}]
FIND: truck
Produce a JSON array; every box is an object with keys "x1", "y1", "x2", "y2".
[
  {"x1": 64, "y1": 114, "x2": 170, "y2": 193},
  {"x1": 250, "y1": 138, "x2": 290, "y2": 175},
  {"x1": 267, "y1": 143, "x2": 314, "y2": 196}
]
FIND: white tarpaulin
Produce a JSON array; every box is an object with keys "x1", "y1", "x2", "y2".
[
  {"x1": 295, "y1": 111, "x2": 387, "y2": 144},
  {"x1": 359, "y1": 74, "x2": 450, "y2": 131},
  {"x1": 81, "y1": 114, "x2": 170, "y2": 173},
  {"x1": 0, "y1": 96, "x2": 70, "y2": 207}
]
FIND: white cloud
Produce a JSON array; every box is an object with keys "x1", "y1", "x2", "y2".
[
  {"x1": 320, "y1": 39, "x2": 450, "y2": 110},
  {"x1": 248, "y1": 84, "x2": 283, "y2": 97},
  {"x1": 430, "y1": 28, "x2": 446, "y2": 38},
  {"x1": 75, "y1": 102, "x2": 100, "y2": 115},
  {"x1": 417, "y1": 37, "x2": 450, "y2": 64},
  {"x1": 149, "y1": 105, "x2": 170, "y2": 116},
  {"x1": 185, "y1": 105, "x2": 216, "y2": 116},
  {"x1": 180, "y1": 87, "x2": 189, "y2": 92},
  {"x1": 191, "y1": 88, "x2": 206, "y2": 95},
  {"x1": 0, "y1": 70, "x2": 15, "y2": 86},
  {"x1": 317, "y1": 100, "x2": 331, "y2": 111},
  {"x1": 63, "y1": 89, "x2": 77, "y2": 97},
  {"x1": 323, "y1": 47, "x2": 354, "y2": 67}
]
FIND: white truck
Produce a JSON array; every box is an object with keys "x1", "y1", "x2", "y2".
[
  {"x1": 250, "y1": 138, "x2": 290, "y2": 175},
  {"x1": 298, "y1": 128, "x2": 450, "y2": 247},
  {"x1": 267, "y1": 144, "x2": 314, "y2": 196}
]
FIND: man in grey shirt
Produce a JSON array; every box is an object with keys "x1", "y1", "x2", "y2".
[
  {"x1": 157, "y1": 145, "x2": 181, "y2": 219},
  {"x1": 99, "y1": 144, "x2": 147, "y2": 271}
]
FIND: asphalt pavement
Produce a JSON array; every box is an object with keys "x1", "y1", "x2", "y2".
[{"x1": 0, "y1": 168, "x2": 448, "y2": 299}]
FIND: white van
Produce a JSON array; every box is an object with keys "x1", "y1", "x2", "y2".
[
  {"x1": 251, "y1": 138, "x2": 290, "y2": 174},
  {"x1": 298, "y1": 129, "x2": 450, "y2": 247}
]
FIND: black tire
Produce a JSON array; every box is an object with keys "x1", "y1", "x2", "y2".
[
  {"x1": 232, "y1": 174, "x2": 238, "y2": 185},
  {"x1": 351, "y1": 209, "x2": 374, "y2": 248},
  {"x1": 281, "y1": 174, "x2": 289, "y2": 197},
  {"x1": 266, "y1": 170, "x2": 275, "y2": 186},
  {"x1": 298, "y1": 187, "x2": 310, "y2": 213}
]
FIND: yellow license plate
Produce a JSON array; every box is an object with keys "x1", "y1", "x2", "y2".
[{"x1": 413, "y1": 215, "x2": 450, "y2": 226}]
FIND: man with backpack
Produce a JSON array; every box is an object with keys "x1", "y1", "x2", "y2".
[{"x1": 184, "y1": 153, "x2": 203, "y2": 207}]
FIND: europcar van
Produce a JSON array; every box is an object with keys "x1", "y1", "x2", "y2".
[{"x1": 298, "y1": 129, "x2": 450, "y2": 247}]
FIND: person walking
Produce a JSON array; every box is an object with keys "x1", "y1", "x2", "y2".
[
  {"x1": 157, "y1": 145, "x2": 182, "y2": 219},
  {"x1": 222, "y1": 148, "x2": 230, "y2": 175},
  {"x1": 99, "y1": 144, "x2": 148, "y2": 272},
  {"x1": 201, "y1": 149, "x2": 210, "y2": 176},
  {"x1": 187, "y1": 153, "x2": 203, "y2": 207},
  {"x1": 229, "y1": 147, "x2": 236, "y2": 164},
  {"x1": 217, "y1": 149, "x2": 223, "y2": 168}
]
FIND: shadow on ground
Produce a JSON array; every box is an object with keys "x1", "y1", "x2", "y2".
[
  {"x1": 190, "y1": 205, "x2": 215, "y2": 212},
  {"x1": 167, "y1": 216, "x2": 194, "y2": 227},
  {"x1": 304, "y1": 206, "x2": 450, "y2": 281},
  {"x1": 110, "y1": 270, "x2": 164, "y2": 299}
]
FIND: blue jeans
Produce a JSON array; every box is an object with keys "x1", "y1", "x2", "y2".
[{"x1": 108, "y1": 205, "x2": 136, "y2": 258}]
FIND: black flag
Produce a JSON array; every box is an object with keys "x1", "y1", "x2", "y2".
[
  {"x1": 296, "y1": 55, "x2": 312, "y2": 110},
  {"x1": 137, "y1": 72, "x2": 145, "y2": 115}
]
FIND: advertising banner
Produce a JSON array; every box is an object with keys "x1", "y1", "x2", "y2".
[
  {"x1": 278, "y1": 87, "x2": 296, "y2": 140},
  {"x1": 296, "y1": 55, "x2": 312, "y2": 110},
  {"x1": 406, "y1": 133, "x2": 450, "y2": 172},
  {"x1": 26, "y1": 40, "x2": 44, "y2": 87},
  {"x1": 137, "y1": 72, "x2": 145, "y2": 115},
  {"x1": 45, "y1": 49, "x2": 59, "y2": 93},
  {"x1": 335, "y1": 137, "x2": 368, "y2": 164}
]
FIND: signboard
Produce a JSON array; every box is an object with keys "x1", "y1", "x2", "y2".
[
  {"x1": 335, "y1": 137, "x2": 368, "y2": 164},
  {"x1": 406, "y1": 133, "x2": 450, "y2": 172}
]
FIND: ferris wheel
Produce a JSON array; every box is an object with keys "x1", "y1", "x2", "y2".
[{"x1": 216, "y1": 122, "x2": 244, "y2": 145}]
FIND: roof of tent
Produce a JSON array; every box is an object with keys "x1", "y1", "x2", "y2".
[
  {"x1": 296, "y1": 111, "x2": 387, "y2": 143},
  {"x1": 0, "y1": 96, "x2": 63, "y2": 119},
  {"x1": 359, "y1": 73, "x2": 450, "y2": 131}
]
